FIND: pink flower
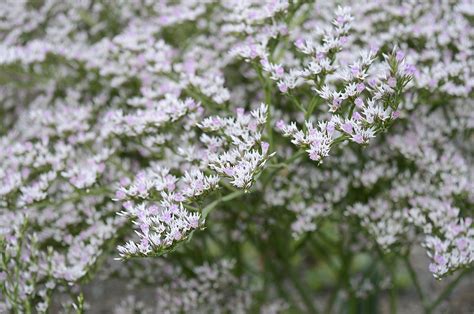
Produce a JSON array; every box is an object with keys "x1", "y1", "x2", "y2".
[
  {"x1": 396, "y1": 51, "x2": 405, "y2": 62},
  {"x1": 351, "y1": 66, "x2": 360, "y2": 76},
  {"x1": 115, "y1": 190, "x2": 126, "y2": 200},
  {"x1": 123, "y1": 201, "x2": 133, "y2": 210},
  {"x1": 278, "y1": 82, "x2": 288, "y2": 93},
  {"x1": 387, "y1": 77, "x2": 397, "y2": 88},
  {"x1": 276, "y1": 119, "x2": 285, "y2": 130},
  {"x1": 261, "y1": 141, "x2": 270, "y2": 154},
  {"x1": 140, "y1": 223, "x2": 149, "y2": 235},
  {"x1": 369, "y1": 43, "x2": 379, "y2": 53},
  {"x1": 434, "y1": 255, "x2": 446, "y2": 266},
  {"x1": 161, "y1": 211, "x2": 172, "y2": 224},
  {"x1": 137, "y1": 181, "x2": 147, "y2": 194},
  {"x1": 275, "y1": 66, "x2": 284, "y2": 76},
  {"x1": 169, "y1": 204, "x2": 179, "y2": 214},
  {"x1": 149, "y1": 205, "x2": 159, "y2": 215},
  {"x1": 224, "y1": 167, "x2": 234, "y2": 176},
  {"x1": 188, "y1": 215, "x2": 200, "y2": 228},
  {"x1": 352, "y1": 134, "x2": 364, "y2": 144},
  {"x1": 341, "y1": 122, "x2": 353, "y2": 134},
  {"x1": 326, "y1": 122, "x2": 335, "y2": 135},
  {"x1": 308, "y1": 150, "x2": 320, "y2": 161},
  {"x1": 456, "y1": 238, "x2": 468, "y2": 251},
  {"x1": 404, "y1": 64, "x2": 417, "y2": 75},
  {"x1": 295, "y1": 38, "x2": 305, "y2": 49}
]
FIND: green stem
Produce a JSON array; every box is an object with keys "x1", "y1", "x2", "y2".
[
  {"x1": 260, "y1": 149, "x2": 305, "y2": 198},
  {"x1": 267, "y1": 150, "x2": 306, "y2": 170},
  {"x1": 265, "y1": 257, "x2": 302, "y2": 312},
  {"x1": 288, "y1": 267, "x2": 319, "y2": 314},
  {"x1": 389, "y1": 276, "x2": 397, "y2": 314},
  {"x1": 253, "y1": 63, "x2": 274, "y2": 152},
  {"x1": 288, "y1": 93, "x2": 306, "y2": 113},
  {"x1": 201, "y1": 190, "x2": 244, "y2": 219},
  {"x1": 310, "y1": 238, "x2": 339, "y2": 275},
  {"x1": 305, "y1": 96, "x2": 319, "y2": 120},
  {"x1": 348, "y1": 103, "x2": 356, "y2": 119},
  {"x1": 74, "y1": 293, "x2": 85, "y2": 314},
  {"x1": 374, "y1": 246, "x2": 397, "y2": 314},
  {"x1": 338, "y1": 230, "x2": 356, "y2": 313},
  {"x1": 427, "y1": 268, "x2": 472, "y2": 313},
  {"x1": 219, "y1": 179, "x2": 239, "y2": 192},
  {"x1": 325, "y1": 285, "x2": 340, "y2": 314},
  {"x1": 329, "y1": 135, "x2": 349, "y2": 149},
  {"x1": 264, "y1": 83, "x2": 274, "y2": 152},
  {"x1": 403, "y1": 255, "x2": 429, "y2": 312}
]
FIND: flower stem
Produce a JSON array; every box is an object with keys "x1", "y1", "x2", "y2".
[
  {"x1": 201, "y1": 190, "x2": 244, "y2": 219},
  {"x1": 427, "y1": 268, "x2": 472, "y2": 313},
  {"x1": 403, "y1": 254, "x2": 429, "y2": 312}
]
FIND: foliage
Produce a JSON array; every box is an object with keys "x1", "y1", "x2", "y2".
[{"x1": 0, "y1": 1, "x2": 473, "y2": 313}]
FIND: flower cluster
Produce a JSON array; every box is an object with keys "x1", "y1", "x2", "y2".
[
  {"x1": 116, "y1": 165, "x2": 216, "y2": 259},
  {"x1": 274, "y1": 43, "x2": 411, "y2": 163},
  {"x1": 111, "y1": 259, "x2": 252, "y2": 314},
  {"x1": 0, "y1": 217, "x2": 54, "y2": 313},
  {"x1": 0, "y1": 0, "x2": 473, "y2": 313},
  {"x1": 199, "y1": 104, "x2": 275, "y2": 189}
]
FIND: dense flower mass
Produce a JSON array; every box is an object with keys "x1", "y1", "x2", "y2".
[{"x1": 0, "y1": 0, "x2": 472, "y2": 313}]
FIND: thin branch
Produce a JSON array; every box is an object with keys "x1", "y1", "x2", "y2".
[
  {"x1": 403, "y1": 255, "x2": 429, "y2": 312},
  {"x1": 427, "y1": 268, "x2": 472, "y2": 313}
]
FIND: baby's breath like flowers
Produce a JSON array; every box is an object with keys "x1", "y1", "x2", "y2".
[{"x1": 0, "y1": 1, "x2": 473, "y2": 313}]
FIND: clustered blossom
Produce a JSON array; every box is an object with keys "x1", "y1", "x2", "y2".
[
  {"x1": 153, "y1": 260, "x2": 252, "y2": 313},
  {"x1": 112, "y1": 260, "x2": 252, "y2": 314},
  {"x1": 115, "y1": 165, "x2": 218, "y2": 259},
  {"x1": 263, "y1": 161, "x2": 347, "y2": 236},
  {"x1": 348, "y1": 200, "x2": 408, "y2": 250},
  {"x1": 415, "y1": 201, "x2": 473, "y2": 279},
  {"x1": 344, "y1": 100, "x2": 474, "y2": 279},
  {"x1": 199, "y1": 104, "x2": 275, "y2": 189},
  {"x1": 115, "y1": 103, "x2": 274, "y2": 259},
  {"x1": 232, "y1": 5, "x2": 412, "y2": 164},
  {"x1": 274, "y1": 46, "x2": 411, "y2": 163},
  {"x1": 0, "y1": 217, "x2": 55, "y2": 313},
  {"x1": 272, "y1": 6, "x2": 354, "y2": 93},
  {"x1": 0, "y1": 0, "x2": 473, "y2": 312}
]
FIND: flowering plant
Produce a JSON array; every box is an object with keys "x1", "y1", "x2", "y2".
[{"x1": 0, "y1": 1, "x2": 472, "y2": 313}]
